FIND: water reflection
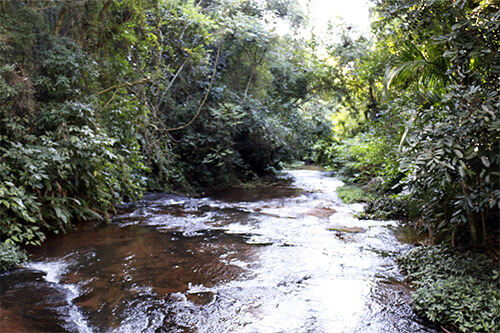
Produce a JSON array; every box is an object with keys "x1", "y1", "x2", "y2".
[{"x1": 0, "y1": 170, "x2": 437, "y2": 332}]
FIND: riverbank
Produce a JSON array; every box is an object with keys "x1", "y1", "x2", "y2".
[{"x1": 334, "y1": 178, "x2": 500, "y2": 332}]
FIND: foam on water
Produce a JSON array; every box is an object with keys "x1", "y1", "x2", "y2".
[
  {"x1": 1, "y1": 169, "x2": 437, "y2": 332},
  {"x1": 27, "y1": 260, "x2": 93, "y2": 333}
]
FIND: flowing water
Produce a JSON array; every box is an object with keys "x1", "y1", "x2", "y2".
[{"x1": 0, "y1": 169, "x2": 437, "y2": 332}]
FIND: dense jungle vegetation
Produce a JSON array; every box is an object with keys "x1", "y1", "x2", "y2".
[
  {"x1": 1, "y1": 0, "x2": 329, "y2": 251},
  {"x1": 1, "y1": 0, "x2": 499, "y2": 331}
]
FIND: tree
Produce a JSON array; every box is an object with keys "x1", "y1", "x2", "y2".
[{"x1": 376, "y1": 0, "x2": 500, "y2": 246}]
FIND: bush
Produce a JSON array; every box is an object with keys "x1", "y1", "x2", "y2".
[
  {"x1": 0, "y1": 117, "x2": 144, "y2": 247},
  {"x1": 315, "y1": 129, "x2": 402, "y2": 187},
  {"x1": 0, "y1": 242, "x2": 28, "y2": 271},
  {"x1": 0, "y1": 3, "x2": 145, "y2": 250},
  {"x1": 358, "y1": 196, "x2": 412, "y2": 220},
  {"x1": 398, "y1": 246, "x2": 500, "y2": 332}
]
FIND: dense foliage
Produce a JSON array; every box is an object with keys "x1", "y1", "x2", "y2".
[
  {"x1": 318, "y1": 0, "x2": 499, "y2": 248},
  {"x1": 358, "y1": 196, "x2": 412, "y2": 220},
  {"x1": 0, "y1": 0, "x2": 331, "y2": 258},
  {"x1": 1, "y1": 1, "x2": 498, "y2": 330},
  {"x1": 0, "y1": 241, "x2": 27, "y2": 271},
  {"x1": 398, "y1": 246, "x2": 500, "y2": 332},
  {"x1": 317, "y1": 3, "x2": 500, "y2": 328}
]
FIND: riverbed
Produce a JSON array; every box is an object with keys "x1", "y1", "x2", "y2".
[{"x1": 0, "y1": 169, "x2": 437, "y2": 332}]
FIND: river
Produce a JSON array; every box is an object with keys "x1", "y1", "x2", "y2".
[{"x1": 0, "y1": 169, "x2": 437, "y2": 332}]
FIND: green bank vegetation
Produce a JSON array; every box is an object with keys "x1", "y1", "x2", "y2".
[
  {"x1": 323, "y1": 0, "x2": 499, "y2": 250},
  {"x1": 1, "y1": 0, "x2": 330, "y2": 258},
  {"x1": 399, "y1": 246, "x2": 499, "y2": 332},
  {"x1": 1, "y1": 0, "x2": 499, "y2": 331},
  {"x1": 319, "y1": 1, "x2": 499, "y2": 330}
]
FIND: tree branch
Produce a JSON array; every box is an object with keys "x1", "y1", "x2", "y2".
[
  {"x1": 97, "y1": 77, "x2": 150, "y2": 95},
  {"x1": 159, "y1": 37, "x2": 223, "y2": 132}
]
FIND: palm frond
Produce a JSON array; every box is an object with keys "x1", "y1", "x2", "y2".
[{"x1": 383, "y1": 41, "x2": 449, "y2": 97}]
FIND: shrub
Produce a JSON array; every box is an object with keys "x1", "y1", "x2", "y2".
[
  {"x1": 398, "y1": 246, "x2": 500, "y2": 332},
  {"x1": 316, "y1": 129, "x2": 402, "y2": 187},
  {"x1": 358, "y1": 196, "x2": 412, "y2": 220},
  {"x1": 0, "y1": 242, "x2": 28, "y2": 271}
]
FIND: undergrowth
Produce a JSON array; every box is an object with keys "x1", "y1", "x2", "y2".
[
  {"x1": 357, "y1": 196, "x2": 412, "y2": 220},
  {"x1": 398, "y1": 246, "x2": 500, "y2": 332},
  {"x1": 0, "y1": 242, "x2": 28, "y2": 271}
]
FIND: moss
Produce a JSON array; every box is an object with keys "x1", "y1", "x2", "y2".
[
  {"x1": 336, "y1": 185, "x2": 373, "y2": 204},
  {"x1": 328, "y1": 226, "x2": 365, "y2": 233}
]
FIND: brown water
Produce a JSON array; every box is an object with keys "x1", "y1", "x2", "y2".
[{"x1": 0, "y1": 170, "x2": 437, "y2": 332}]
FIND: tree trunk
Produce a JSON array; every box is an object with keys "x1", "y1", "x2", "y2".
[
  {"x1": 243, "y1": 69, "x2": 255, "y2": 102},
  {"x1": 462, "y1": 178, "x2": 484, "y2": 247},
  {"x1": 54, "y1": 6, "x2": 67, "y2": 35},
  {"x1": 368, "y1": 82, "x2": 378, "y2": 119}
]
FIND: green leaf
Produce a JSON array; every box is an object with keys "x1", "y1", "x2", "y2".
[
  {"x1": 53, "y1": 206, "x2": 69, "y2": 224},
  {"x1": 453, "y1": 149, "x2": 463, "y2": 159},
  {"x1": 480, "y1": 156, "x2": 491, "y2": 168},
  {"x1": 13, "y1": 197, "x2": 25, "y2": 208}
]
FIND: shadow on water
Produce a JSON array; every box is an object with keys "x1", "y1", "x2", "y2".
[{"x1": 0, "y1": 170, "x2": 438, "y2": 332}]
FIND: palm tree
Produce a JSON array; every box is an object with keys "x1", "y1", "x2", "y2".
[{"x1": 383, "y1": 40, "x2": 450, "y2": 100}]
